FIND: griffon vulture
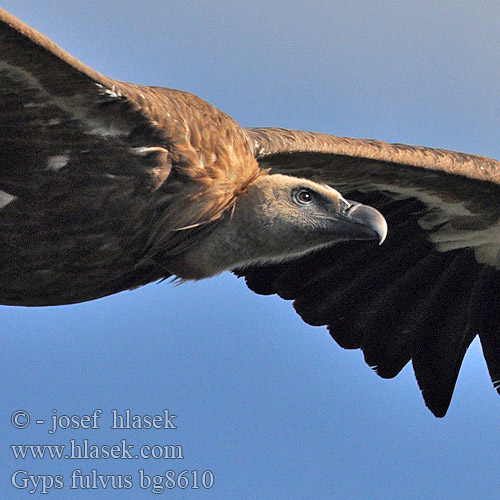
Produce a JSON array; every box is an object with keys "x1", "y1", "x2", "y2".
[{"x1": 0, "y1": 8, "x2": 499, "y2": 417}]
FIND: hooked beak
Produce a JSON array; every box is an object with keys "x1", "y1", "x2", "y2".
[{"x1": 340, "y1": 200, "x2": 388, "y2": 244}]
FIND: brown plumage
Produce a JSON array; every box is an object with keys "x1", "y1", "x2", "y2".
[
  {"x1": 1, "y1": 8, "x2": 499, "y2": 417},
  {"x1": 0, "y1": 8, "x2": 385, "y2": 305}
]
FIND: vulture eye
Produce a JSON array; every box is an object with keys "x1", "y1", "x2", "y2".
[{"x1": 293, "y1": 188, "x2": 314, "y2": 205}]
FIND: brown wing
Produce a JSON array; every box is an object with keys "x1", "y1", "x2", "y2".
[
  {"x1": 0, "y1": 8, "x2": 177, "y2": 305},
  {"x1": 0, "y1": 9, "x2": 257, "y2": 305},
  {"x1": 240, "y1": 127, "x2": 500, "y2": 417}
]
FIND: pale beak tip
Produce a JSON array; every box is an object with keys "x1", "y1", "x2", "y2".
[
  {"x1": 378, "y1": 218, "x2": 388, "y2": 245},
  {"x1": 345, "y1": 201, "x2": 388, "y2": 245}
]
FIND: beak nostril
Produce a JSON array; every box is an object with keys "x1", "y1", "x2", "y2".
[
  {"x1": 344, "y1": 202, "x2": 361, "y2": 216},
  {"x1": 339, "y1": 197, "x2": 352, "y2": 214}
]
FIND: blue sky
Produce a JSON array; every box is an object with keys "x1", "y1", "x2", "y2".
[{"x1": 2, "y1": 1, "x2": 500, "y2": 499}]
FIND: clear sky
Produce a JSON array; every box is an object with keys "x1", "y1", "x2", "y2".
[{"x1": 2, "y1": 1, "x2": 500, "y2": 499}]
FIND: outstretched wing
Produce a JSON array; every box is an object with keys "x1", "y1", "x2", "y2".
[
  {"x1": 0, "y1": 8, "x2": 180, "y2": 305},
  {"x1": 240, "y1": 127, "x2": 500, "y2": 417},
  {"x1": 0, "y1": 9, "x2": 255, "y2": 305}
]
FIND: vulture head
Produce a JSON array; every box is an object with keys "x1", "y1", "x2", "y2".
[{"x1": 166, "y1": 174, "x2": 387, "y2": 280}]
